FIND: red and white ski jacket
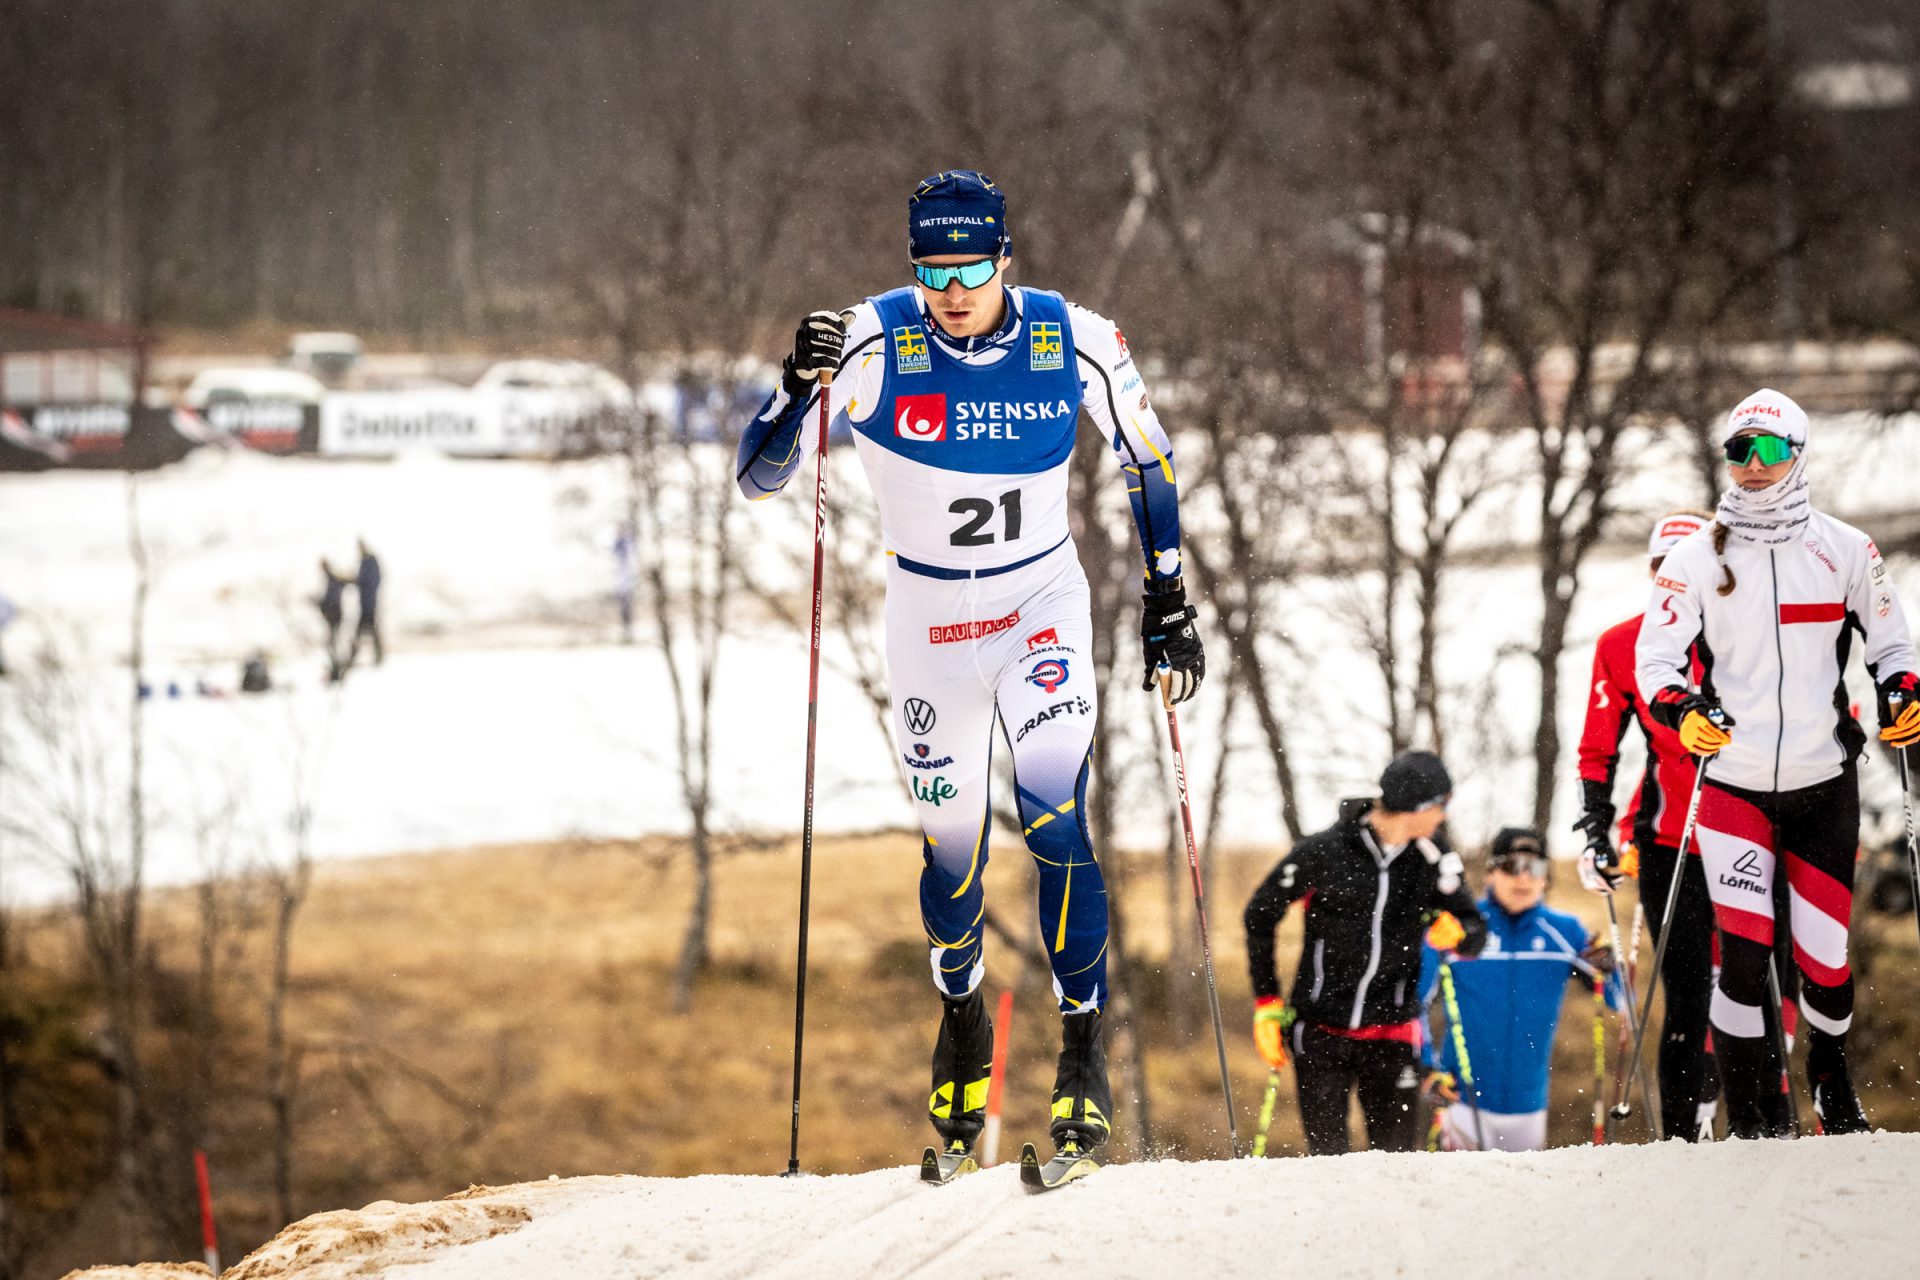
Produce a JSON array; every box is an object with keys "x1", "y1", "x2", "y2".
[
  {"x1": 1635, "y1": 513, "x2": 1917, "y2": 794},
  {"x1": 1578, "y1": 613, "x2": 1699, "y2": 848}
]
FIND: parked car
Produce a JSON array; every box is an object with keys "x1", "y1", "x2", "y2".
[
  {"x1": 183, "y1": 367, "x2": 325, "y2": 408},
  {"x1": 285, "y1": 332, "x2": 363, "y2": 386},
  {"x1": 474, "y1": 358, "x2": 633, "y2": 405}
]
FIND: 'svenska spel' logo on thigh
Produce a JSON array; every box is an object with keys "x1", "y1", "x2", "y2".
[{"x1": 894, "y1": 393, "x2": 946, "y2": 441}]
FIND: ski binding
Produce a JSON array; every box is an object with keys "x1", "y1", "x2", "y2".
[
  {"x1": 1019, "y1": 1140, "x2": 1098, "y2": 1192},
  {"x1": 920, "y1": 1141, "x2": 980, "y2": 1185}
]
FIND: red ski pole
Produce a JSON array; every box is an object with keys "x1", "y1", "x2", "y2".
[
  {"x1": 194, "y1": 1149, "x2": 221, "y2": 1274},
  {"x1": 1159, "y1": 665, "x2": 1239, "y2": 1157},
  {"x1": 784, "y1": 360, "x2": 835, "y2": 1177},
  {"x1": 980, "y1": 989, "x2": 1014, "y2": 1167}
]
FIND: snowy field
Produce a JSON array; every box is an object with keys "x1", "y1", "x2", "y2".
[
  {"x1": 157, "y1": 1132, "x2": 1918, "y2": 1279},
  {"x1": 2, "y1": 418, "x2": 1916, "y2": 906}
]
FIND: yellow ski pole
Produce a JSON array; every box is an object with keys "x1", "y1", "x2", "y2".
[{"x1": 1252, "y1": 1070, "x2": 1282, "y2": 1157}]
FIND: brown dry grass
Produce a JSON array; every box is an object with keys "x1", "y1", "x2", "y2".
[{"x1": 22, "y1": 832, "x2": 1920, "y2": 1269}]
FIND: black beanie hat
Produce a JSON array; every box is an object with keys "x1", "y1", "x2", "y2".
[
  {"x1": 1490, "y1": 826, "x2": 1545, "y2": 862},
  {"x1": 1379, "y1": 749, "x2": 1452, "y2": 814}
]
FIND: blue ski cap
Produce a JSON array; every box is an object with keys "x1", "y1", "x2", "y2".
[{"x1": 909, "y1": 170, "x2": 1010, "y2": 261}]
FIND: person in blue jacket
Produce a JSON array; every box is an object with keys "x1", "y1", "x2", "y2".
[{"x1": 1420, "y1": 827, "x2": 1615, "y2": 1151}]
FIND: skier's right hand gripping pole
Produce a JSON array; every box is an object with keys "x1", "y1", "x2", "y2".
[
  {"x1": 1142, "y1": 580, "x2": 1204, "y2": 703},
  {"x1": 782, "y1": 311, "x2": 847, "y2": 398}
]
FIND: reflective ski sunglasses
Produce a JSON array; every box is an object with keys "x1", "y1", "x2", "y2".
[
  {"x1": 1723, "y1": 433, "x2": 1795, "y2": 466},
  {"x1": 912, "y1": 258, "x2": 999, "y2": 290},
  {"x1": 1491, "y1": 853, "x2": 1550, "y2": 879}
]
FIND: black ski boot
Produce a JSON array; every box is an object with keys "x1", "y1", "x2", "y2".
[
  {"x1": 1721, "y1": 1035, "x2": 1794, "y2": 1139},
  {"x1": 1048, "y1": 1009, "x2": 1114, "y2": 1153},
  {"x1": 1808, "y1": 1030, "x2": 1870, "y2": 1136},
  {"x1": 929, "y1": 988, "x2": 994, "y2": 1152}
]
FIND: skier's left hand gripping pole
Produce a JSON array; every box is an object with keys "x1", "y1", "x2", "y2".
[
  {"x1": 785, "y1": 319, "x2": 849, "y2": 1177},
  {"x1": 1159, "y1": 663, "x2": 1240, "y2": 1157}
]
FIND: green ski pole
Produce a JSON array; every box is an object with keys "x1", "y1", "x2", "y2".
[{"x1": 1252, "y1": 1070, "x2": 1282, "y2": 1157}]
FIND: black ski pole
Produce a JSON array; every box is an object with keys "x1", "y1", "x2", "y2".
[
  {"x1": 1603, "y1": 892, "x2": 1658, "y2": 1129},
  {"x1": 1895, "y1": 702, "x2": 1918, "y2": 947},
  {"x1": 784, "y1": 360, "x2": 834, "y2": 1177},
  {"x1": 1617, "y1": 750, "x2": 1714, "y2": 1141},
  {"x1": 1764, "y1": 953, "x2": 1802, "y2": 1137},
  {"x1": 1159, "y1": 666, "x2": 1240, "y2": 1157}
]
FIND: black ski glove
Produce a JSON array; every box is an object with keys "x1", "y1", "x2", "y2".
[
  {"x1": 781, "y1": 310, "x2": 847, "y2": 398},
  {"x1": 1141, "y1": 578, "x2": 1204, "y2": 704},
  {"x1": 1572, "y1": 778, "x2": 1621, "y2": 892},
  {"x1": 1453, "y1": 911, "x2": 1489, "y2": 959}
]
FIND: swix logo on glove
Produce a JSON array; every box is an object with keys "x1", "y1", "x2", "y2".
[{"x1": 895, "y1": 394, "x2": 946, "y2": 441}]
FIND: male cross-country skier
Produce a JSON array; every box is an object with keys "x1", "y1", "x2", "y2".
[
  {"x1": 1637, "y1": 389, "x2": 1918, "y2": 1138},
  {"x1": 1242, "y1": 750, "x2": 1486, "y2": 1156},
  {"x1": 1419, "y1": 827, "x2": 1615, "y2": 1152},
  {"x1": 735, "y1": 170, "x2": 1205, "y2": 1168},
  {"x1": 1573, "y1": 509, "x2": 1723, "y2": 1140}
]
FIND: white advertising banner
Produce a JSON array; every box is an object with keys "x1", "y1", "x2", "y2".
[
  {"x1": 320, "y1": 389, "x2": 496, "y2": 455},
  {"x1": 319, "y1": 388, "x2": 617, "y2": 457}
]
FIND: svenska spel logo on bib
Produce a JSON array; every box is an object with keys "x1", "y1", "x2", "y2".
[{"x1": 894, "y1": 394, "x2": 946, "y2": 441}]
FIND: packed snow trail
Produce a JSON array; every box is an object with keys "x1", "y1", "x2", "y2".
[{"x1": 175, "y1": 1132, "x2": 1915, "y2": 1279}]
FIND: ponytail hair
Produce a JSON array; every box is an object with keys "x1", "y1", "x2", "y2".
[{"x1": 1712, "y1": 522, "x2": 1736, "y2": 596}]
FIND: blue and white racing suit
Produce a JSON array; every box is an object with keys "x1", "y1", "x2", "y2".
[{"x1": 737, "y1": 285, "x2": 1184, "y2": 1013}]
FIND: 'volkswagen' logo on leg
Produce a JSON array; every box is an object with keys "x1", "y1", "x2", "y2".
[{"x1": 903, "y1": 698, "x2": 937, "y2": 735}]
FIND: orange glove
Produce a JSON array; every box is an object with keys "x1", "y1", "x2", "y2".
[
  {"x1": 1426, "y1": 911, "x2": 1465, "y2": 952},
  {"x1": 1253, "y1": 997, "x2": 1291, "y2": 1070},
  {"x1": 1619, "y1": 842, "x2": 1641, "y2": 879},
  {"x1": 1679, "y1": 708, "x2": 1733, "y2": 756},
  {"x1": 1882, "y1": 698, "x2": 1920, "y2": 749}
]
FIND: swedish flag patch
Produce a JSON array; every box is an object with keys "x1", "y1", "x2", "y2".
[
  {"x1": 895, "y1": 325, "x2": 931, "y2": 375},
  {"x1": 1030, "y1": 321, "x2": 1064, "y2": 371}
]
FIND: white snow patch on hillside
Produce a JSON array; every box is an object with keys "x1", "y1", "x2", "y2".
[
  {"x1": 3, "y1": 423, "x2": 1916, "y2": 906},
  {"x1": 198, "y1": 1132, "x2": 1916, "y2": 1279}
]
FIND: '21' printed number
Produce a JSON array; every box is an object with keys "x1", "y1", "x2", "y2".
[{"x1": 949, "y1": 490, "x2": 1023, "y2": 547}]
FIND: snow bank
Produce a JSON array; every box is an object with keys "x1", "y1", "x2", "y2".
[{"x1": 183, "y1": 1133, "x2": 1913, "y2": 1279}]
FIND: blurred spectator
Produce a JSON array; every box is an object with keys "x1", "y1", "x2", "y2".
[
  {"x1": 613, "y1": 522, "x2": 637, "y2": 642},
  {"x1": 316, "y1": 558, "x2": 349, "y2": 682},
  {"x1": 1418, "y1": 827, "x2": 1616, "y2": 1152},
  {"x1": 241, "y1": 650, "x2": 272, "y2": 694},
  {"x1": 345, "y1": 539, "x2": 384, "y2": 669}
]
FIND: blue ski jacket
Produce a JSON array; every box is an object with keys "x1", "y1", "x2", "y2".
[{"x1": 1420, "y1": 893, "x2": 1609, "y2": 1115}]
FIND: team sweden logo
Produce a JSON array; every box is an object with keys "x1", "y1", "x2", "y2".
[
  {"x1": 1029, "y1": 321, "x2": 1064, "y2": 371},
  {"x1": 894, "y1": 325, "x2": 931, "y2": 375}
]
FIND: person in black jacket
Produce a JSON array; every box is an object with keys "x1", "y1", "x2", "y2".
[
  {"x1": 345, "y1": 539, "x2": 384, "y2": 670},
  {"x1": 1243, "y1": 749, "x2": 1487, "y2": 1156}
]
